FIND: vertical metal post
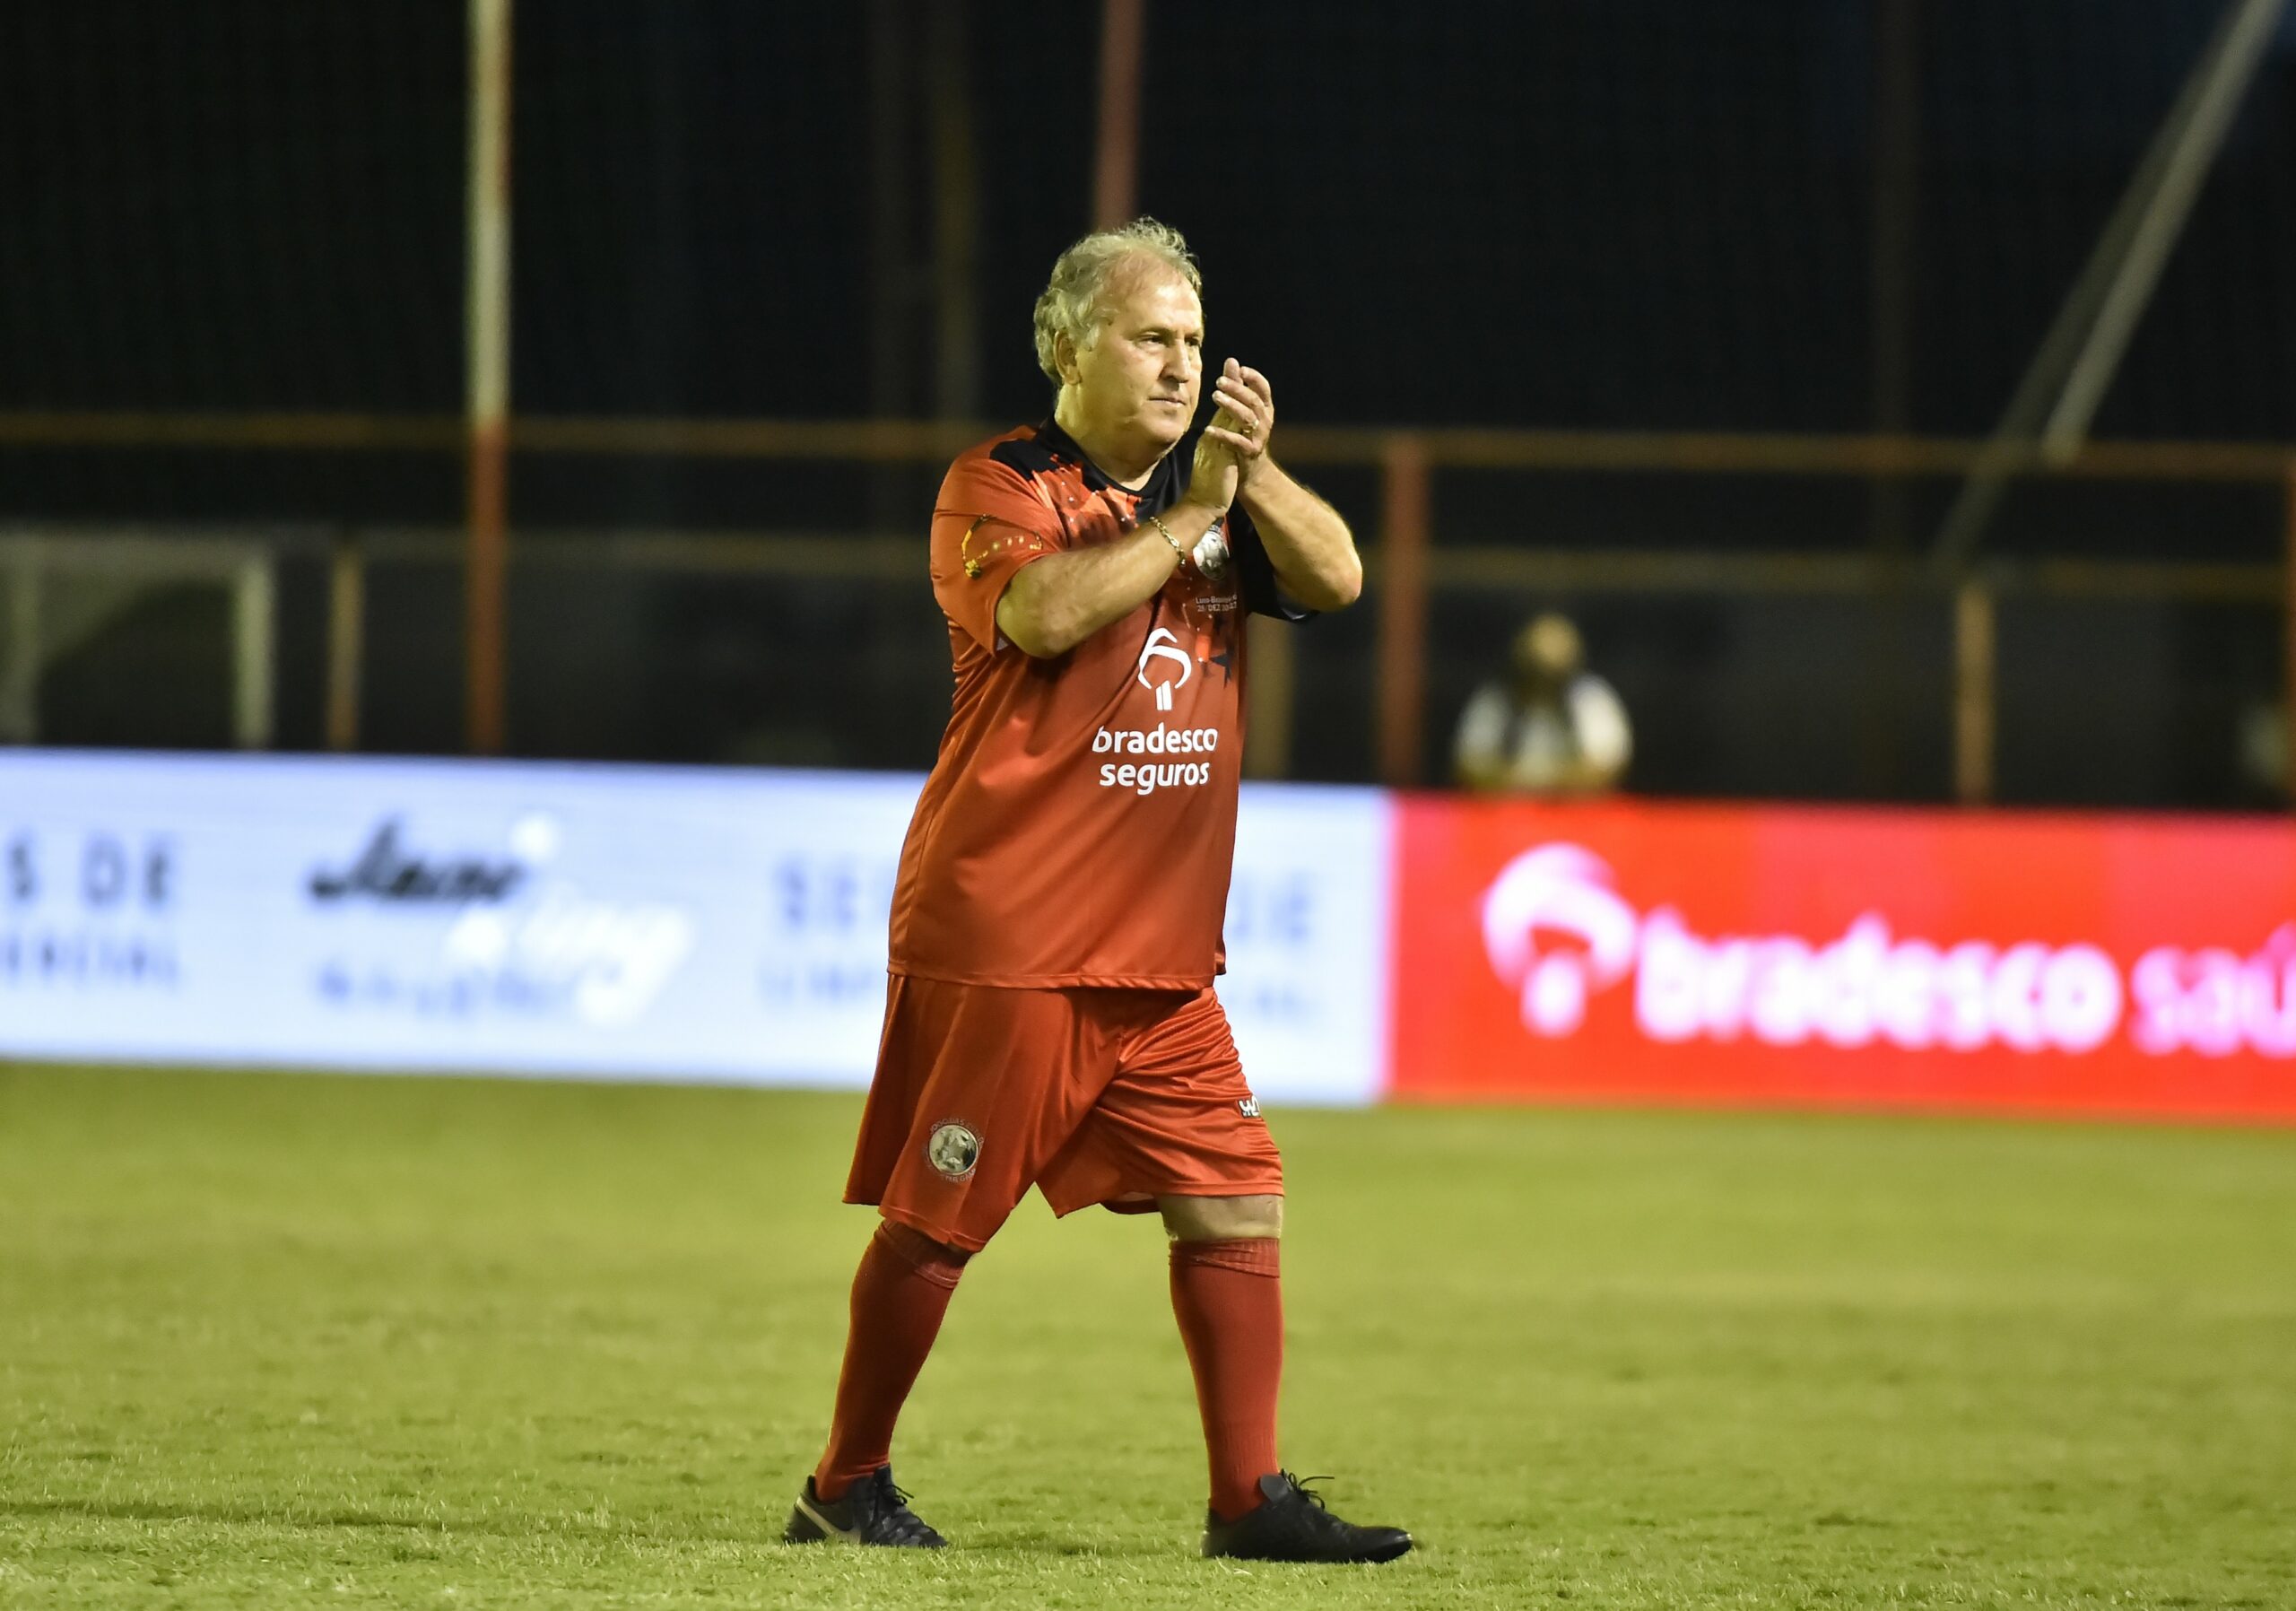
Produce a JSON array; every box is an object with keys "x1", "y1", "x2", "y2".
[
  {"x1": 1867, "y1": 0, "x2": 1921, "y2": 452},
  {"x1": 865, "y1": 0, "x2": 917, "y2": 536},
  {"x1": 1376, "y1": 434, "x2": 1431, "y2": 788},
  {"x1": 867, "y1": 0, "x2": 912, "y2": 422},
  {"x1": 230, "y1": 556, "x2": 276, "y2": 751},
  {"x1": 0, "y1": 545, "x2": 39, "y2": 744},
  {"x1": 465, "y1": 0, "x2": 514, "y2": 754},
  {"x1": 1243, "y1": 614, "x2": 1296, "y2": 780},
  {"x1": 1859, "y1": 0, "x2": 1921, "y2": 797},
  {"x1": 926, "y1": 0, "x2": 980, "y2": 421},
  {"x1": 326, "y1": 533, "x2": 365, "y2": 753},
  {"x1": 1952, "y1": 579, "x2": 1996, "y2": 805},
  {"x1": 1092, "y1": 0, "x2": 1144, "y2": 229}
]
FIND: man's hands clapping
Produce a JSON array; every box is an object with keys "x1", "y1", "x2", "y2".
[
  {"x1": 1187, "y1": 358, "x2": 1274, "y2": 513},
  {"x1": 1203, "y1": 358, "x2": 1274, "y2": 483}
]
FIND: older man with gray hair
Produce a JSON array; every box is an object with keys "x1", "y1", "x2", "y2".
[{"x1": 781, "y1": 219, "x2": 1411, "y2": 1563}]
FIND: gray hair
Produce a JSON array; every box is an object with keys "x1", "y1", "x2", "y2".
[{"x1": 1032, "y1": 218, "x2": 1203, "y2": 385}]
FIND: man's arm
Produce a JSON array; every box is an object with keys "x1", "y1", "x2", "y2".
[
  {"x1": 1239, "y1": 464, "x2": 1361, "y2": 612},
  {"x1": 1205, "y1": 360, "x2": 1361, "y2": 611},
  {"x1": 995, "y1": 492, "x2": 1231, "y2": 659}
]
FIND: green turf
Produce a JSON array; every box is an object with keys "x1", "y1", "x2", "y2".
[{"x1": 2, "y1": 1067, "x2": 2292, "y2": 1608}]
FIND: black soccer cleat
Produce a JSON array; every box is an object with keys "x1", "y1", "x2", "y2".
[
  {"x1": 782, "y1": 1465, "x2": 948, "y2": 1548},
  {"x1": 1201, "y1": 1471, "x2": 1413, "y2": 1563}
]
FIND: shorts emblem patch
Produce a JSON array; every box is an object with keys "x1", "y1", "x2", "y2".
[
  {"x1": 1237, "y1": 1097, "x2": 1261, "y2": 1119},
  {"x1": 926, "y1": 1120, "x2": 981, "y2": 1181}
]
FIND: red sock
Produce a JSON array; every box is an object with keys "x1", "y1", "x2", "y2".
[
  {"x1": 813, "y1": 1221, "x2": 968, "y2": 1501},
  {"x1": 1169, "y1": 1237, "x2": 1283, "y2": 1521}
]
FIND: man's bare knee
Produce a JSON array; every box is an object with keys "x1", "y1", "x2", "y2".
[{"x1": 1158, "y1": 1193, "x2": 1283, "y2": 1242}]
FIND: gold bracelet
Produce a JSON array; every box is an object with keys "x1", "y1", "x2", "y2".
[{"x1": 1146, "y1": 513, "x2": 1187, "y2": 567}]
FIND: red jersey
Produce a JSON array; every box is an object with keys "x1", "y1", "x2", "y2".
[{"x1": 886, "y1": 420, "x2": 1302, "y2": 989}]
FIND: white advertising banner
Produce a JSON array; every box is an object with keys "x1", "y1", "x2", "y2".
[
  {"x1": 0, "y1": 752, "x2": 1389, "y2": 1105},
  {"x1": 1220, "y1": 784, "x2": 1393, "y2": 1104}
]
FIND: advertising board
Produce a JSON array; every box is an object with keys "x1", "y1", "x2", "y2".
[
  {"x1": 14, "y1": 753, "x2": 2296, "y2": 1121},
  {"x1": 0, "y1": 753, "x2": 1390, "y2": 1104},
  {"x1": 1387, "y1": 797, "x2": 2296, "y2": 1119}
]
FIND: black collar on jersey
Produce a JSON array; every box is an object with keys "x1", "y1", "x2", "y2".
[
  {"x1": 1001, "y1": 415, "x2": 1306, "y2": 623},
  {"x1": 1028, "y1": 416, "x2": 1201, "y2": 516}
]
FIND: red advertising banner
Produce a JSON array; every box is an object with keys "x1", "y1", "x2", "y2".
[{"x1": 1388, "y1": 797, "x2": 2296, "y2": 1119}]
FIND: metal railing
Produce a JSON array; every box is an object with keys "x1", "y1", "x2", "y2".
[
  {"x1": 0, "y1": 530, "x2": 276, "y2": 748},
  {"x1": 2, "y1": 410, "x2": 2292, "y2": 799}
]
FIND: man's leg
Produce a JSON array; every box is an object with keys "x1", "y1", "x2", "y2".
[
  {"x1": 1159, "y1": 1192, "x2": 1284, "y2": 1522},
  {"x1": 795, "y1": 977, "x2": 1115, "y2": 1546},
  {"x1": 1161, "y1": 1190, "x2": 1413, "y2": 1563},
  {"x1": 813, "y1": 1219, "x2": 970, "y2": 1500},
  {"x1": 1038, "y1": 988, "x2": 1411, "y2": 1561}
]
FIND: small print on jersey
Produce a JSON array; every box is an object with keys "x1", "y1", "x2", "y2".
[{"x1": 926, "y1": 1120, "x2": 982, "y2": 1181}]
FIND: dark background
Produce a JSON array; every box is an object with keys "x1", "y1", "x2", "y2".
[{"x1": 4, "y1": 1, "x2": 2293, "y2": 805}]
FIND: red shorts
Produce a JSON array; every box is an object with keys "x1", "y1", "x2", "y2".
[{"x1": 845, "y1": 976, "x2": 1283, "y2": 1252}]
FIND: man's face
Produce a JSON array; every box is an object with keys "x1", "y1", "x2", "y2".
[{"x1": 1064, "y1": 266, "x2": 1205, "y2": 455}]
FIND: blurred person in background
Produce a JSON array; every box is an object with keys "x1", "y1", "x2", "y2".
[
  {"x1": 1453, "y1": 612, "x2": 1632, "y2": 795},
  {"x1": 782, "y1": 219, "x2": 1410, "y2": 1565},
  {"x1": 2237, "y1": 698, "x2": 2286, "y2": 806}
]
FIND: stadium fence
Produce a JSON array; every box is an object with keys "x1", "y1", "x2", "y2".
[{"x1": 3, "y1": 413, "x2": 2292, "y2": 804}]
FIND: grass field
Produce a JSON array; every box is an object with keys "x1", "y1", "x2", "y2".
[{"x1": 3, "y1": 1067, "x2": 2292, "y2": 1609}]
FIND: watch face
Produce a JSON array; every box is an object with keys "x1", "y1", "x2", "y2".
[{"x1": 1193, "y1": 526, "x2": 1231, "y2": 581}]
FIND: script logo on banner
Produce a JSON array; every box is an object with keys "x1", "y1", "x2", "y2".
[
  {"x1": 305, "y1": 814, "x2": 694, "y2": 1027},
  {"x1": 1392, "y1": 799, "x2": 2296, "y2": 1119}
]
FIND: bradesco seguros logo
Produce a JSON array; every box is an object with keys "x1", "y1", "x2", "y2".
[
  {"x1": 1480, "y1": 842, "x2": 2296, "y2": 1059},
  {"x1": 1136, "y1": 626, "x2": 1193, "y2": 711}
]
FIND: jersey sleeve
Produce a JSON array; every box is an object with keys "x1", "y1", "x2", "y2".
[
  {"x1": 928, "y1": 452, "x2": 1070, "y2": 650},
  {"x1": 1228, "y1": 504, "x2": 1315, "y2": 623}
]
